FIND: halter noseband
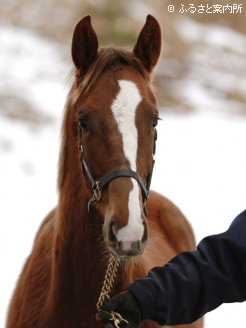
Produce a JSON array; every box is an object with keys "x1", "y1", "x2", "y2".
[{"x1": 79, "y1": 144, "x2": 155, "y2": 212}]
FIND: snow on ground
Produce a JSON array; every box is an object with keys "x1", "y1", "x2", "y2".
[{"x1": 0, "y1": 24, "x2": 246, "y2": 327}]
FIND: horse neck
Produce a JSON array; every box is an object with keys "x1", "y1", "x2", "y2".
[{"x1": 54, "y1": 100, "x2": 108, "y2": 302}]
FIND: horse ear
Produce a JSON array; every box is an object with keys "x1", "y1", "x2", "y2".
[
  {"x1": 133, "y1": 15, "x2": 161, "y2": 73},
  {"x1": 71, "y1": 15, "x2": 98, "y2": 74}
]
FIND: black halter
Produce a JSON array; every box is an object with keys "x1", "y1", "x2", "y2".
[{"x1": 78, "y1": 126, "x2": 156, "y2": 213}]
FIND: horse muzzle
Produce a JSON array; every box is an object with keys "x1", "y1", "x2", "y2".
[{"x1": 106, "y1": 221, "x2": 147, "y2": 258}]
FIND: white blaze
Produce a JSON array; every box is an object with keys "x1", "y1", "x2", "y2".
[{"x1": 111, "y1": 80, "x2": 144, "y2": 244}]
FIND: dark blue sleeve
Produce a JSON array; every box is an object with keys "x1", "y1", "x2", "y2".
[{"x1": 128, "y1": 210, "x2": 246, "y2": 325}]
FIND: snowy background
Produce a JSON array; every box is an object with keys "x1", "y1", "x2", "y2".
[{"x1": 0, "y1": 1, "x2": 246, "y2": 327}]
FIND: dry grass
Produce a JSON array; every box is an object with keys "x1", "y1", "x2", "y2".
[{"x1": 0, "y1": 94, "x2": 54, "y2": 125}]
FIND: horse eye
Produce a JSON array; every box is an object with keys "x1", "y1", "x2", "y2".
[
  {"x1": 79, "y1": 117, "x2": 89, "y2": 131},
  {"x1": 152, "y1": 115, "x2": 159, "y2": 128}
]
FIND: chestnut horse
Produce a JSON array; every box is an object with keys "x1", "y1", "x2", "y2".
[{"x1": 7, "y1": 15, "x2": 202, "y2": 328}]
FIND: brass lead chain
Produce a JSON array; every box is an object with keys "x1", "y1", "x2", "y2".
[
  {"x1": 96, "y1": 255, "x2": 129, "y2": 327},
  {"x1": 96, "y1": 255, "x2": 120, "y2": 312}
]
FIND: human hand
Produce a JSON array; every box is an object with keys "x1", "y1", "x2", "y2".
[{"x1": 96, "y1": 291, "x2": 142, "y2": 328}]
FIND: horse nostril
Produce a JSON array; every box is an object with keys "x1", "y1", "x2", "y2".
[
  {"x1": 131, "y1": 240, "x2": 143, "y2": 254},
  {"x1": 109, "y1": 221, "x2": 117, "y2": 243},
  {"x1": 142, "y1": 220, "x2": 148, "y2": 243}
]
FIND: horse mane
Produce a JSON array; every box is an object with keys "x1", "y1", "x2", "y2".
[{"x1": 58, "y1": 47, "x2": 150, "y2": 191}]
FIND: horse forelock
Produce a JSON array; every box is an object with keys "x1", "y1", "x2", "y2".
[{"x1": 69, "y1": 47, "x2": 150, "y2": 106}]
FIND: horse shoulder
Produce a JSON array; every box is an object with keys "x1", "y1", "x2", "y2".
[
  {"x1": 7, "y1": 209, "x2": 56, "y2": 328},
  {"x1": 147, "y1": 190, "x2": 196, "y2": 253}
]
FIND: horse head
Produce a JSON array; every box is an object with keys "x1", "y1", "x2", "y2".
[{"x1": 71, "y1": 15, "x2": 161, "y2": 258}]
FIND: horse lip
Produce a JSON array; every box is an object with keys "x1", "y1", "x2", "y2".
[{"x1": 107, "y1": 240, "x2": 145, "y2": 259}]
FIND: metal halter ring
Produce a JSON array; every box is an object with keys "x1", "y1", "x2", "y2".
[{"x1": 93, "y1": 181, "x2": 102, "y2": 201}]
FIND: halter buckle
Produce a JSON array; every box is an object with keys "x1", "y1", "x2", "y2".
[{"x1": 93, "y1": 180, "x2": 102, "y2": 201}]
